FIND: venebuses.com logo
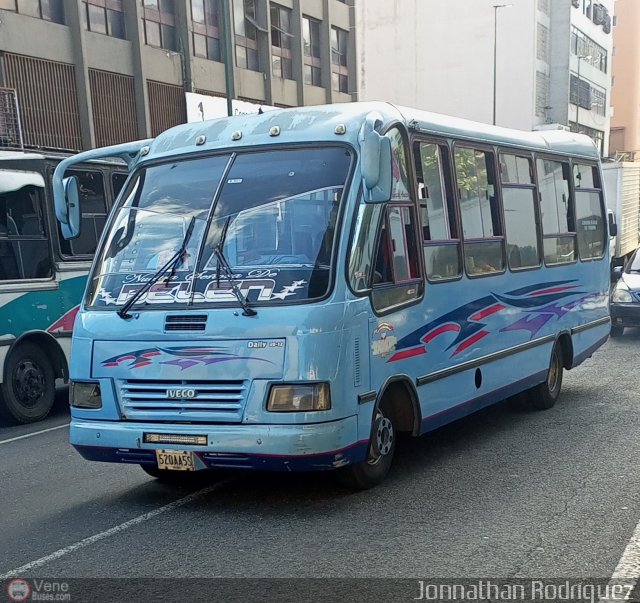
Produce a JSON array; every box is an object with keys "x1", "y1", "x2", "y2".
[
  {"x1": 5, "y1": 578, "x2": 71, "y2": 602},
  {"x1": 6, "y1": 579, "x2": 31, "y2": 602}
]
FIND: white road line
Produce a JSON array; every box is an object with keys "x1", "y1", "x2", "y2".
[
  {"x1": 0, "y1": 479, "x2": 232, "y2": 579},
  {"x1": 0, "y1": 423, "x2": 69, "y2": 446},
  {"x1": 599, "y1": 519, "x2": 640, "y2": 603}
]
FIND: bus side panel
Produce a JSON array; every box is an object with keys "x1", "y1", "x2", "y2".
[{"x1": 416, "y1": 344, "x2": 552, "y2": 435}]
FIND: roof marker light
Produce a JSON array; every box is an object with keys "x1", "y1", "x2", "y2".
[
  {"x1": 140, "y1": 146, "x2": 150, "y2": 156},
  {"x1": 232, "y1": 130, "x2": 242, "y2": 141},
  {"x1": 335, "y1": 124, "x2": 346, "y2": 135},
  {"x1": 195, "y1": 135, "x2": 206, "y2": 145},
  {"x1": 269, "y1": 126, "x2": 281, "y2": 137}
]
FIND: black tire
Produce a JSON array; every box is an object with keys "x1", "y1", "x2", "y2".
[
  {"x1": 0, "y1": 343, "x2": 56, "y2": 424},
  {"x1": 336, "y1": 406, "x2": 396, "y2": 490},
  {"x1": 610, "y1": 325, "x2": 624, "y2": 338},
  {"x1": 529, "y1": 345, "x2": 564, "y2": 411}
]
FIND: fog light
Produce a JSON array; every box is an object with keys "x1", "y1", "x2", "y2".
[
  {"x1": 267, "y1": 383, "x2": 331, "y2": 412},
  {"x1": 71, "y1": 381, "x2": 102, "y2": 409}
]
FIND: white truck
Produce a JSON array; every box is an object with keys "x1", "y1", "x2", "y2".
[{"x1": 602, "y1": 161, "x2": 640, "y2": 267}]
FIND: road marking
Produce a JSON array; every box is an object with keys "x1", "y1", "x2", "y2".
[
  {"x1": 0, "y1": 479, "x2": 232, "y2": 579},
  {"x1": 0, "y1": 423, "x2": 69, "y2": 446},
  {"x1": 599, "y1": 519, "x2": 640, "y2": 602}
]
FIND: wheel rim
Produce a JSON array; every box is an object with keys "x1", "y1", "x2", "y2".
[
  {"x1": 13, "y1": 359, "x2": 46, "y2": 407},
  {"x1": 547, "y1": 350, "x2": 560, "y2": 394},
  {"x1": 367, "y1": 411, "x2": 394, "y2": 466}
]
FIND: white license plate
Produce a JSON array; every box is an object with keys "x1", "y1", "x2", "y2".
[{"x1": 155, "y1": 450, "x2": 195, "y2": 471}]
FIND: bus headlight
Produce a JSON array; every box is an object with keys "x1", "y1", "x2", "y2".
[
  {"x1": 612, "y1": 287, "x2": 633, "y2": 303},
  {"x1": 267, "y1": 383, "x2": 331, "y2": 412},
  {"x1": 71, "y1": 382, "x2": 102, "y2": 409}
]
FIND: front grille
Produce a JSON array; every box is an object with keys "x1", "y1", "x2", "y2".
[
  {"x1": 120, "y1": 380, "x2": 247, "y2": 423},
  {"x1": 164, "y1": 315, "x2": 208, "y2": 331}
]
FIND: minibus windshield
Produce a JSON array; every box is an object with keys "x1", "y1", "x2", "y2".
[{"x1": 87, "y1": 146, "x2": 352, "y2": 309}]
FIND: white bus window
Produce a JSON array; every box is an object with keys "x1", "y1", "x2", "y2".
[
  {"x1": 0, "y1": 186, "x2": 53, "y2": 281},
  {"x1": 536, "y1": 159, "x2": 576, "y2": 265},
  {"x1": 454, "y1": 146, "x2": 504, "y2": 276},
  {"x1": 573, "y1": 163, "x2": 605, "y2": 261},
  {"x1": 500, "y1": 153, "x2": 540, "y2": 270},
  {"x1": 414, "y1": 141, "x2": 461, "y2": 282}
]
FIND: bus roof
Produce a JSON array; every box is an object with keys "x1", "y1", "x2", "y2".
[{"x1": 147, "y1": 101, "x2": 599, "y2": 162}]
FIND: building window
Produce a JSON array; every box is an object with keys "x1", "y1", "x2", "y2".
[
  {"x1": 536, "y1": 23, "x2": 549, "y2": 63},
  {"x1": 142, "y1": 0, "x2": 177, "y2": 51},
  {"x1": 270, "y1": 3, "x2": 293, "y2": 79},
  {"x1": 192, "y1": 0, "x2": 220, "y2": 61},
  {"x1": 570, "y1": 74, "x2": 606, "y2": 116},
  {"x1": 569, "y1": 122, "x2": 605, "y2": 155},
  {"x1": 233, "y1": 0, "x2": 260, "y2": 71},
  {"x1": 303, "y1": 16, "x2": 321, "y2": 86},
  {"x1": 82, "y1": 0, "x2": 125, "y2": 39},
  {"x1": 1, "y1": 0, "x2": 65, "y2": 23},
  {"x1": 331, "y1": 26, "x2": 348, "y2": 93},
  {"x1": 570, "y1": 27, "x2": 608, "y2": 72}
]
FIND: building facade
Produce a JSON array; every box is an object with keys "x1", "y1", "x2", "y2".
[
  {"x1": 608, "y1": 0, "x2": 640, "y2": 160},
  {"x1": 0, "y1": 0, "x2": 356, "y2": 151},
  {"x1": 355, "y1": 0, "x2": 613, "y2": 156}
]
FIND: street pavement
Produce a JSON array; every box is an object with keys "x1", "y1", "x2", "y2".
[{"x1": 1, "y1": 331, "x2": 640, "y2": 581}]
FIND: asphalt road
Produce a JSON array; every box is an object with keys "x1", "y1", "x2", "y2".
[{"x1": 1, "y1": 332, "x2": 640, "y2": 587}]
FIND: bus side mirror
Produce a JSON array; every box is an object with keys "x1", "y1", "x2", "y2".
[
  {"x1": 608, "y1": 213, "x2": 617, "y2": 237},
  {"x1": 362, "y1": 131, "x2": 392, "y2": 203},
  {"x1": 58, "y1": 176, "x2": 81, "y2": 240},
  {"x1": 612, "y1": 265, "x2": 623, "y2": 280}
]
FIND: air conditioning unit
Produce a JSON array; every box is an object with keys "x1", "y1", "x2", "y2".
[{"x1": 572, "y1": 0, "x2": 580, "y2": 7}]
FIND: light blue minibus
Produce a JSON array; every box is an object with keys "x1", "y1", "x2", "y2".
[{"x1": 53, "y1": 103, "x2": 610, "y2": 488}]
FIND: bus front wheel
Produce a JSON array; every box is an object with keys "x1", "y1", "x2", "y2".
[
  {"x1": 529, "y1": 345, "x2": 564, "y2": 411},
  {"x1": 336, "y1": 406, "x2": 396, "y2": 490},
  {"x1": 0, "y1": 343, "x2": 55, "y2": 424}
]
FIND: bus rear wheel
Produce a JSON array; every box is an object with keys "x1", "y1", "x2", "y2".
[
  {"x1": 336, "y1": 406, "x2": 396, "y2": 490},
  {"x1": 0, "y1": 343, "x2": 55, "y2": 424},
  {"x1": 529, "y1": 345, "x2": 563, "y2": 411}
]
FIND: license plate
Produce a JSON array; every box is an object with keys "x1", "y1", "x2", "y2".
[{"x1": 155, "y1": 450, "x2": 195, "y2": 471}]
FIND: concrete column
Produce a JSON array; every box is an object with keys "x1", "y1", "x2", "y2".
[
  {"x1": 292, "y1": 0, "x2": 305, "y2": 107},
  {"x1": 321, "y1": 0, "x2": 332, "y2": 103},
  {"x1": 125, "y1": 1, "x2": 151, "y2": 138},
  {"x1": 257, "y1": 0, "x2": 273, "y2": 104},
  {"x1": 175, "y1": 0, "x2": 194, "y2": 92},
  {"x1": 64, "y1": 0, "x2": 95, "y2": 149}
]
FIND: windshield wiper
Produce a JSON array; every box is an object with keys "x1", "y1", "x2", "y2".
[
  {"x1": 212, "y1": 217, "x2": 257, "y2": 317},
  {"x1": 117, "y1": 217, "x2": 196, "y2": 320}
]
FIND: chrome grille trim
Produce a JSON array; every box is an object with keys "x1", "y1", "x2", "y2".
[{"x1": 119, "y1": 380, "x2": 247, "y2": 423}]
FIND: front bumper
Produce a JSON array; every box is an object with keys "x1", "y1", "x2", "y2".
[
  {"x1": 70, "y1": 416, "x2": 367, "y2": 472},
  {"x1": 611, "y1": 303, "x2": 640, "y2": 328}
]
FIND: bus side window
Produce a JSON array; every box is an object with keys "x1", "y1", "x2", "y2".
[
  {"x1": 500, "y1": 153, "x2": 541, "y2": 270},
  {"x1": 112, "y1": 172, "x2": 128, "y2": 199},
  {"x1": 573, "y1": 163, "x2": 606, "y2": 261},
  {"x1": 454, "y1": 146, "x2": 504, "y2": 276},
  {"x1": 414, "y1": 141, "x2": 461, "y2": 281},
  {"x1": 59, "y1": 169, "x2": 107, "y2": 257},
  {"x1": 536, "y1": 159, "x2": 576, "y2": 265},
  {"x1": 0, "y1": 186, "x2": 53, "y2": 281}
]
